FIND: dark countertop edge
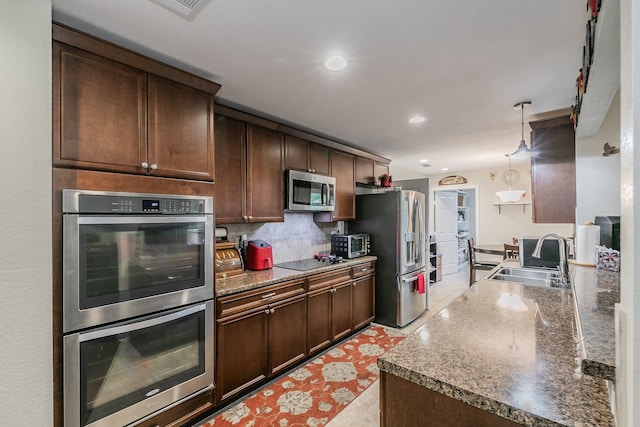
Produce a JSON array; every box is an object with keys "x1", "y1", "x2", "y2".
[
  {"x1": 377, "y1": 359, "x2": 562, "y2": 427},
  {"x1": 569, "y1": 264, "x2": 618, "y2": 380},
  {"x1": 215, "y1": 256, "x2": 378, "y2": 297}
]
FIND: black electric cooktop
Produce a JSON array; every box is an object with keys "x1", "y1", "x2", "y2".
[{"x1": 275, "y1": 256, "x2": 344, "y2": 271}]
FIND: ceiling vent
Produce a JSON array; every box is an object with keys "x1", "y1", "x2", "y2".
[{"x1": 150, "y1": 0, "x2": 211, "y2": 21}]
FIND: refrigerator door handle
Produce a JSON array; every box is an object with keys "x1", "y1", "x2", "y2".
[{"x1": 402, "y1": 276, "x2": 419, "y2": 283}]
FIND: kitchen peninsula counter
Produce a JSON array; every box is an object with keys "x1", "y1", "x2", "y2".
[
  {"x1": 377, "y1": 278, "x2": 614, "y2": 426},
  {"x1": 215, "y1": 256, "x2": 377, "y2": 297},
  {"x1": 570, "y1": 263, "x2": 619, "y2": 381}
]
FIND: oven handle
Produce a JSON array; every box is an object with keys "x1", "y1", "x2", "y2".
[
  {"x1": 73, "y1": 215, "x2": 210, "y2": 225},
  {"x1": 78, "y1": 302, "x2": 208, "y2": 342}
]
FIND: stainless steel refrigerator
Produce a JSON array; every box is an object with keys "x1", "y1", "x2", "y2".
[{"x1": 349, "y1": 190, "x2": 427, "y2": 327}]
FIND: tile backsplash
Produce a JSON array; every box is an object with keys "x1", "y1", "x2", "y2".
[{"x1": 218, "y1": 213, "x2": 343, "y2": 264}]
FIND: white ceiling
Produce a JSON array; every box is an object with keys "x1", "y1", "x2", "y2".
[{"x1": 52, "y1": 0, "x2": 587, "y2": 179}]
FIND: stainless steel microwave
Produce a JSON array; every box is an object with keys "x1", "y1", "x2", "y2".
[{"x1": 287, "y1": 170, "x2": 336, "y2": 212}]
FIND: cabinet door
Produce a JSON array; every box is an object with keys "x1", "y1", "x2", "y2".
[
  {"x1": 374, "y1": 162, "x2": 389, "y2": 185},
  {"x1": 148, "y1": 75, "x2": 215, "y2": 181},
  {"x1": 355, "y1": 156, "x2": 375, "y2": 184},
  {"x1": 216, "y1": 309, "x2": 268, "y2": 403},
  {"x1": 214, "y1": 114, "x2": 247, "y2": 223},
  {"x1": 352, "y1": 275, "x2": 375, "y2": 330},
  {"x1": 332, "y1": 281, "x2": 352, "y2": 341},
  {"x1": 307, "y1": 287, "x2": 333, "y2": 355},
  {"x1": 247, "y1": 124, "x2": 285, "y2": 222},
  {"x1": 268, "y1": 295, "x2": 308, "y2": 376},
  {"x1": 530, "y1": 118, "x2": 576, "y2": 223},
  {"x1": 331, "y1": 151, "x2": 356, "y2": 221},
  {"x1": 284, "y1": 134, "x2": 310, "y2": 172},
  {"x1": 53, "y1": 42, "x2": 147, "y2": 173},
  {"x1": 309, "y1": 143, "x2": 331, "y2": 175}
]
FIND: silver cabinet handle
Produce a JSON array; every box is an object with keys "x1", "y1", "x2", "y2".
[
  {"x1": 150, "y1": 163, "x2": 158, "y2": 170},
  {"x1": 265, "y1": 309, "x2": 270, "y2": 314},
  {"x1": 248, "y1": 216, "x2": 252, "y2": 220},
  {"x1": 361, "y1": 268, "x2": 367, "y2": 271},
  {"x1": 262, "y1": 292, "x2": 277, "y2": 299},
  {"x1": 270, "y1": 308, "x2": 275, "y2": 314},
  {"x1": 141, "y1": 162, "x2": 149, "y2": 168},
  {"x1": 243, "y1": 216, "x2": 248, "y2": 220}
]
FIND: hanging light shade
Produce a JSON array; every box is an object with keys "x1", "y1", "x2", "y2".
[
  {"x1": 496, "y1": 154, "x2": 526, "y2": 203},
  {"x1": 511, "y1": 101, "x2": 533, "y2": 157}
]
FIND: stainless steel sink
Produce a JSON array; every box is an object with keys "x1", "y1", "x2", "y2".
[{"x1": 487, "y1": 266, "x2": 568, "y2": 288}]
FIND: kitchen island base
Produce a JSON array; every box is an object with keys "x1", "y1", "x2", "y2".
[{"x1": 380, "y1": 372, "x2": 520, "y2": 427}]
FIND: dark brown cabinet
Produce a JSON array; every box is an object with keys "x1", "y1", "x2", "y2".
[
  {"x1": 53, "y1": 41, "x2": 215, "y2": 181},
  {"x1": 351, "y1": 263, "x2": 376, "y2": 330},
  {"x1": 530, "y1": 117, "x2": 576, "y2": 223},
  {"x1": 214, "y1": 114, "x2": 285, "y2": 223},
  {"x1": 285, "y1": 135, "x2": 331, "y2": 175},
  {"x1": 330, "y1": 151, "x2": 356, "y2": 221},
  {"x1": 306, "y1": 268, "x2": 352, "y2": 354},
  {"x1": 216, "y1": 279, "x2": 306, "y2": 404},
  {"x1": 356, "y1": 157, "x2": 390, "y2": 185}
]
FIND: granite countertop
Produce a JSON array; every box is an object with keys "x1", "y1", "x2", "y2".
[
  {"x1": 378, "y1": 278, "x2": 614, "y2": 426},
  {"x1": 569, "y1": 263, "x2": 620, "y2": 381},
  {"x1": 215, "y1": 255, "x2": 377, "y2": 297}
]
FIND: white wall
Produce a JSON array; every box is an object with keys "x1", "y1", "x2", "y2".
[
  {"x1": 428, "y1": 164, "x2": 573, "y2": 245},
  {"x1": 576, "y1": 90, "x2": 621, "y2": 225},
  {"x1": 0, "y1": 1, "x2": 53, "y2": 425}
]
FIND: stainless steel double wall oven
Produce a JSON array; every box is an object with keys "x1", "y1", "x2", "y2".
[{"x1": 62, "y1": 190, "x2": 215, "y2": 427}]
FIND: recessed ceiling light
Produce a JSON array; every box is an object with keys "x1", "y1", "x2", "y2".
[
  {"x1": 408, "y1": 116, "x2": 426, "y2": 124},
  {"x1": 324, "y1": 56, "x2": 348, "y2": 71},
  {"x1": 441, "y1": 168, "x2": 449, "y2": 171},
  {"x1": 419, "y1": 159, "x2": 429, "y2": 163}
]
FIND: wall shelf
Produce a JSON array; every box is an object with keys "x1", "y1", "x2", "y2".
[{"x1": 493, "y1": 202, "x2": 530, "y2": 214}]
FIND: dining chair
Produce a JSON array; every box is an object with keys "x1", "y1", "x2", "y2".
[
  {"x1": 503, "y1": 243, "x2": 520, "y2": 260},
  {"x1": 468, "y1": 238, "x2": 501, "y2": 286}
]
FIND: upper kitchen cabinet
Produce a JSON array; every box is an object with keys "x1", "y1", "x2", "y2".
[
  {"x1": 530, "y1": 116, "x2": 576, "y2": 223},
  {"x1": 331, "y1": 151, "x2": 356, "y2": 221},
  {"x1": 52, "y1": 24, "x2": 219, "y2": 181},
  {"x1": 285, "y1": 135, "x2": 331, "y2": 175},
  {"x1": 356, "y1": 156, "x2": 390, "y2": 185},
  {"x1": 214, "y1": 113, "x2": 285, "y2": 223}
]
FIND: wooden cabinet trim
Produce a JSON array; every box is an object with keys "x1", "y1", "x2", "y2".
[
  {"x1": 306, "y1": 268, "x2": 352, "y2": 291},
  {"x1": 217, "y1": 279, "x2": 306, "y2": 318},
  {"x1": 352, "y1": 261, "x2": 376, "y2": 279},
  {"x1": 53, "y1": 23, "x2": 220, "y2": 95}
]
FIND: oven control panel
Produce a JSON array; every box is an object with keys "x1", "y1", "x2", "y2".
[{"x1": 63, "y1": 190, "x2": 213, "y2": 214}]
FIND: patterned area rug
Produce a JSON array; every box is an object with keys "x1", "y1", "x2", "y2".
[{"x1": 198, "y1": 325, "x2": 405, "y2": 427}]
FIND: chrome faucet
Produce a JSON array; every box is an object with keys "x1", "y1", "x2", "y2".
[{"x1": 531, "y1": 233, "x2": 568, "y2": 285}]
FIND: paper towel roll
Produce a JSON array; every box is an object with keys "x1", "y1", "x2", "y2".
[{"x1": 576, "y1": 224, "x2": 600, "y2": 266}]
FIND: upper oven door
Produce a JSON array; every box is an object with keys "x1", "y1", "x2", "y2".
[
  {"x1": 287, "y1": 170, "x2": 336, "y2": 212},
  {"x1": 63, "y1": 215, "x2": 213, "y2": 333}
]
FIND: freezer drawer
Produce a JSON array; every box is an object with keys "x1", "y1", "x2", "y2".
[{"x1": 397, "y1": 269, "x2": 427, "y2": 327}]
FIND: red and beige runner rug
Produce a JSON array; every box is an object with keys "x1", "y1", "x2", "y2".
[{"x1": 198, "y1": 325, "x2": 404, "y2": 427}]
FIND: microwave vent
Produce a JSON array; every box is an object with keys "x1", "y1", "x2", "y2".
[{"x1": 149, "y1": 0, "x2": 211, "y2": 21}]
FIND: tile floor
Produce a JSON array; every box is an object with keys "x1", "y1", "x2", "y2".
[{"x1": 324, "y1": 269, "x2": 471, "y2": 427}]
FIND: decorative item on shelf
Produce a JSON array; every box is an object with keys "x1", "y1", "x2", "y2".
[
  {"x1": 510, "y1": 101, "x2": 533, "y2": 157},
  {"x1": 380, "y1": 173, "x2": 392, "y2": 187},
  {"x1": 496, "y1": 154, "x2": 526, "y2": 203},
  {"x1": 438, "y1": 175, "x2": 467, "y2": 185}
]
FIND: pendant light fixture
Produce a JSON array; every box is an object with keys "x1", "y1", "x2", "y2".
[
  {"x1": 511, "y1": 100, "x2": 532, "y2": 157},
  {"x1": 496, "y1": 154, "x2": 526, "y2": 203}
]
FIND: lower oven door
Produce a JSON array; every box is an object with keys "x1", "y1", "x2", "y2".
[
  {"x1": 63, "y1": 301, "x2": 214, "y2": 427},
  {"x1": 63, "y1": 214, "x2": 213, "y2": 332}
]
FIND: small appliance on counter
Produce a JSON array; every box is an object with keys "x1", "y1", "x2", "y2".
[
  {"x1": 331, "y1": 234, "x2": 370, "y2": 259},
  {"x1": 246, "y1": 239, "x2": 274, "y2": 270}
]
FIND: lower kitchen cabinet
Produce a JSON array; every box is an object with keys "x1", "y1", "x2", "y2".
[
  {"x1": 332, "y1": 282, "x2": 353, "y2": 341},
  {"x1": 216, "y1": 279, "x2": 306, "y2": 404},
  {"x1": 352, "y1": 274, "x2": 375, "y2": 330},
  {"x1": 216, "y1": 307, "x2": 269, "y2": 403}
]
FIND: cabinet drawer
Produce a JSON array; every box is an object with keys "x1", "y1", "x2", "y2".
[
  {"x1": 217, "y1": 279, "x2": 305, "y2": 319},
  {"x1": 307, "y1": 268, "x2": 352, "y2": 291},
  {"x1": 352, "y1": 261, "x2": 376, "y2": 278}
]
